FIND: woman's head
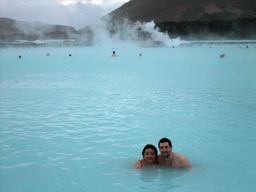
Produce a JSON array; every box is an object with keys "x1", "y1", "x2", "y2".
[{"x1": 142, "y1": 144, "x2": 158, "y2": 162}]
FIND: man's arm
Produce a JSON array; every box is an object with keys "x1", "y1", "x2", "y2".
[{"x1": 180, "y1": 155, "x2": 192, "y2": 168}]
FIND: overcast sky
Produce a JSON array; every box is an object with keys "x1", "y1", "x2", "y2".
[{"x1": 0, "y1": 0, "x2": 130, "y2": 29}]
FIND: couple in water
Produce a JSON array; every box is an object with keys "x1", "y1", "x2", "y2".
[{"x1": 134, "y1": 138, "x2": 192, "y2": 168}]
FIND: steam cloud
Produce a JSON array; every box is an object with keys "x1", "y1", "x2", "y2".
[
  {"x1": 9, "y1": 17, "x2": 185, "y2": 47},
  {"x1": 97, "y1": 18, "x2": 185, "y2": 47},
  {"x1": 1, "y1": 0, "x2": 185, "y2": 47},
  {"x1": 0, "y1": 0, "x2": 104, "y2": 29}
]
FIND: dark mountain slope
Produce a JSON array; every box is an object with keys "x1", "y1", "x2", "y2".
[{"x1": 107, "y1": 0, "x2": 256, "y2": 23}]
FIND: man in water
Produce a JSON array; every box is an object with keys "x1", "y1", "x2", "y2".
[
  {"x1": 111, "y1": 51, "x2": 117, "y2": 57},
  {"x1": 220, "y1": 54, "x2": 225, "y2": 58},
  {"x1": 157, "y1": 138, "x2": 192, "y2": 168}
]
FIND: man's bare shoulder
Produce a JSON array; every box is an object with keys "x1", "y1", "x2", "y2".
[
  {"x1": 174, "y1": 153, "x2": 192, "y2": 168},
  {"x1": 174, "y1": 153, "x2": 187, "y2": 160}
]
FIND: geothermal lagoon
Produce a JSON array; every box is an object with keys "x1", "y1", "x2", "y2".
[{"x1": 1, "y1": 34, "x2": 256, "y2": 192}]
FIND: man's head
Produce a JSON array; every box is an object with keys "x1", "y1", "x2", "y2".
[
  {"x1": 158, "y1": 138, "x2": 172, "y2": 158},
  {"x1": 158, "y1": 138, "x2": 172, "y2": 148}
]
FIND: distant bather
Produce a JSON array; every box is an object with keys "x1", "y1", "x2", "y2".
[
  {"x1": 220, "y1": 54, "x2": 225, "y2": 58},
  {"x1": 111, "y1": 51, "x2": 117, "y2": 57}
]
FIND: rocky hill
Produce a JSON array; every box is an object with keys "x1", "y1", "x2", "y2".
[
  {"x1": 0, "y1": 17, "x2": 95, "y2": 44},
  {"x1": 156, "y1": 18, "x2": 256, "y2": 40},
  {"x1": 105, "y1": 0, "x2": 256, "y2": 40},
  {"x1": 107, "y1": 0, "x2": 256, "y2": 23}
]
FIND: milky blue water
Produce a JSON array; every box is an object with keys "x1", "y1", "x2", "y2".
[{"x1": 1, "y1": 43, "x2": 256, "y2": 192}]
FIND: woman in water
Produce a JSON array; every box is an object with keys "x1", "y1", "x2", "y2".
[{"x1": 134, "y1": 144, "x2": 158, "y2": 168}]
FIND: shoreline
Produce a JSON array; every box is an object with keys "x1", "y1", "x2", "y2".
[{"x1": 1, "y1": 39, "x2": 256, "y2": 49}]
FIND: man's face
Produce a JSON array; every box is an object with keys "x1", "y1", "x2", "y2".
[{"x1": 159, "y1": 142, "x2": 172, "y2": 158}]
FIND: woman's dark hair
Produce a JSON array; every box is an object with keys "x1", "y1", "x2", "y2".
[
  {"x1": 142, "y1": 144, "x2": 158, "y2": 157},
  {"x1": 158, "y1": 138, "x2": 172, "y2": 148}
]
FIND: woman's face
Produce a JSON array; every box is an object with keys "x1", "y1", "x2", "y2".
[{"x1": 143, "y1": 148, "x2": 156, "y2": 163}]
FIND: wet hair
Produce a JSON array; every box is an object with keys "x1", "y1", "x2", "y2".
[
  {"x1": 113, "y1": 51, "x2": 115, "y2": 54},
  {"x1": 158, "y1": 138, "x2": 172, "y2": 148},
  {"x1": 142, "y1": 144, "x2": 158, "y2": 157}
]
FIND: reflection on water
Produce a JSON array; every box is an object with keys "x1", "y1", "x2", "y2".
[
  {"x1": 139, "y1": 166, "x2": 191, "y2": 191},
  {"x1": 157, "y1": 167, "x2": 186, "y2": 191},
  {"x1": 140, "y1": 166, "x2": 190, "y2": 183},
  {"x1": 140, "y1": 167, "x2": 159, "y2": 182}
]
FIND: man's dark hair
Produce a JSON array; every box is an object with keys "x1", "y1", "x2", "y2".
[
  {"x1": 142, "y1": 144, "x2": 158, "y2": 157},
  {"x1": 158, "y1": 138, "x2": 172, "y2": 148}
]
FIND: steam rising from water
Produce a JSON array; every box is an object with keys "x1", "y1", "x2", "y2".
[
  {"x1": 11, "y1": 17, "x2": 186, "y2": 47},
  {"x1": 1, "y1": 0, "x2": 184, "y2": 47},
  {"x1": 105, "y1": 19, "x2": 184, "y2": 47},
  {"x1": 79, "y1": 18, "x2": 186, "y2": 47}
]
